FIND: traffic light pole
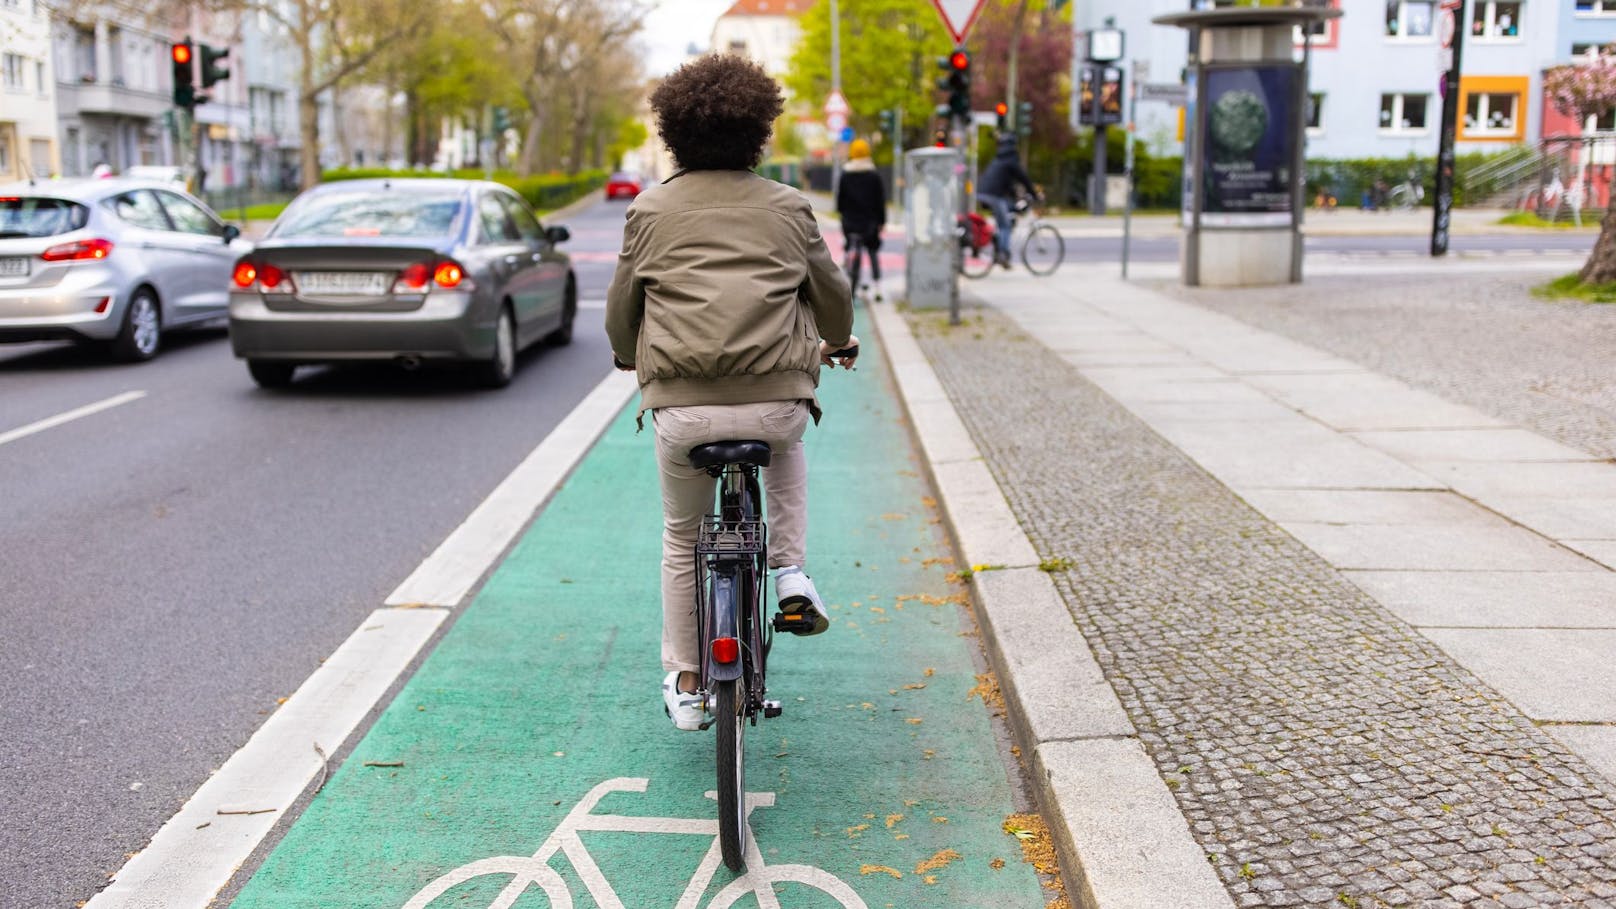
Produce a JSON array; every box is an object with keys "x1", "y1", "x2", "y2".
[
  {"x1": 1090, "y1": 65, "x2": 1107, "y2": 216},
  {"x1": 1432, "y1": 0, "x2": 1466, "y2": 257}
]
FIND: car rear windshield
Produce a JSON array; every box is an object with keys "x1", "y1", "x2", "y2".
[
  {"x1": 272, "y1": 189, "x2": 466, "y2": 239},
  {"x1": 0, "y1": 198, "x2": 90, "y2": 239}
]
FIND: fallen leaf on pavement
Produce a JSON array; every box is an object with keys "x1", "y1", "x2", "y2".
[
  {"x1": 916, "y1": 849, "x2": 961, "y2": 874},
  {"x1": 860, "y1": 865, "x2": 902, "y2": 879}
]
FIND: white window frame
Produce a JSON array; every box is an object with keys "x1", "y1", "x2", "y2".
[
  {"x1": 2, "y1": 54, "x2": 24, "y2": 92},
  {"x1": 1587, "y1": 109, "x2": 1616, "y2": 133},
  {"x1": 1385, "y1": 0, "x2": 1437, "y2": 40},
  {"x1": 1471, "y1": 0, "x2": 1523, "y2": 41},
  {"x1": 1464, "y1": 91, "x2": 1520, "y2": 136},
  {"x1": 1379, "y1": 92, "x2": 1431, "y2": 134},
  {"x1": 1576, "y1": 0, "x2": 1616, "y2": 16}
]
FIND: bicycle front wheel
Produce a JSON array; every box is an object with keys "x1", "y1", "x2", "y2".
[
  {"x1": 714, "y1": 678, "x2": 747, "y2": 872},
  {"x1": 960, "y1": 242, "x2": 995, "y2": 279},
  {"x1": 1020, "y1": 223, "x2": 1065, "y2": 276}
]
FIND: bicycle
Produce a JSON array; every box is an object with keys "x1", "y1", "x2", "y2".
[
  {"x1": 402, "y1": 776, "x2": 869, "y2": 908},
  {"x1": 690, "y1": 343, "x2": 858, "y2": 872},
  {"x1": 959, "y1": 196, "x2": 1065, "y2": 278}
]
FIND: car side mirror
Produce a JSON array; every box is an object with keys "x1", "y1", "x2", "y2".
[
  {"x1": 222, "y1": 224, "x2": 241, "y2": 243},
  {"x1": 544, "y1": 225, "x2": 570, "y2": 245}
]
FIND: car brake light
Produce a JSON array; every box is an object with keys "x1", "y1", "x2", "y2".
[
  {"x1": 711, "y1": 636, "x2": 740, "y2": 665},
  {"x1": 41, "y1": 238, "x2": 114, "y2": 262},
  {"x1": 259, "y1": 263, "x2": 285, "y2": 290},
  {"x1": 433, "y1": 261, "x2": 465, "y2": 288},
  {"x1": 232, "y1": 262, "x2": 257, "y2": 287},
  {"x1": 392, "y1": 262, "x2": 430, "y2": 294}
]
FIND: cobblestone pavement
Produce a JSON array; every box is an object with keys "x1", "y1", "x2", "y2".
[
  {"x1": 910, "y1": 307, "x2": 1616, "y2": 909},
  {"x1": 1149, "y1": 273, "x2": 1616, "y2": 460}
]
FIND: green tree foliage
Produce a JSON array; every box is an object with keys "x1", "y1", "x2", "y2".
[{"x1": 785, "y1": 0, "x2": 951, "y2": 150}]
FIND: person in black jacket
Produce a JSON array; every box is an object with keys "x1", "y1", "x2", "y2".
[
  {"x1": 977, "y1": 134, "x2": 1039, "y2": 268},
  {"x1": 835, "y1": 138, "x2": 887, "y2": 300}
]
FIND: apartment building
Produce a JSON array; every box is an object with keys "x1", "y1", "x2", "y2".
[
  {"x1": 1, "y1": 0, "x2": 61, "y2": 181},
  {"x1": 710, "y1": 0, "x2": 812, "y2": 78},
  {"x1": 1071, "y1": 0, "x2": 1574, "y2": 159},
  {"x1": 52, "y1": 8, "x2": 178, "y2": 176}
]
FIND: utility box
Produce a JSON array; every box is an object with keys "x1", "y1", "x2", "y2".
[
  {"x1": 903, "y1": 147, "x2": 962, "y2": 310},
  {"x1": 1154, "y1": 6, "x2": 1340, "y2": 287}
]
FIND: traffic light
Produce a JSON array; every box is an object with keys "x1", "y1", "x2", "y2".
[
  {"x1": 199, "y1": 43, "x2": 229, "y2": 90},
  {"x1": 878, "y1": 109, "x2": 896, "y2": 141},
  {"x1": 946, "y1": 48, "x2": 971, "y2": 119},
  {"x1": 994, "y1": 102, "x2": 1008, "y2": 131},
  {"x1": 492, "y1": 106, "x2": 511, "y2": 134},
  {"x1": 171, "y1": 40, "x2": 195, "y2": 109},
  {"x1": 1018, "y1": 101, "x2": 1033, "y2": 138}
]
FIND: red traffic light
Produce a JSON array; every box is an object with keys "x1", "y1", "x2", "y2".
[
  {"x1": 995, "y1": 102, "x2": 1008, "y2": 116},
  {"x1": 950, "y1": 51, "x2": 969, "y2": 70},
  {"x1": 172, "y1": 43, "x2": 191, "y2": 64}
]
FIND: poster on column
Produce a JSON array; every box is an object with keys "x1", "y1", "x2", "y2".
[{"x1": 1200, "y1": 65, "x2": 1298, "y2": 227}]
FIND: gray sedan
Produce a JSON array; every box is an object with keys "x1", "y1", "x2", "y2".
[
  {"x1": 0, "y1": 178, "x2": 248, "y2": 361},
  {"x1": 228, "y1": 178, "x2": 576, "y2": 389}
]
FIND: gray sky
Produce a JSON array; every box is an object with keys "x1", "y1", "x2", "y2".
[{"x1": 640, "y1": 0, "x2": 735, "y2": 75}]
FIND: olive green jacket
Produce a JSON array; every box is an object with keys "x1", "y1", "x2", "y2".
[{"x1": 605, "y1": 170, "x2": 854, "y2": 421}]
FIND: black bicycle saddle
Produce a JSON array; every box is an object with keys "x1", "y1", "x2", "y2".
[{"x1": 689, "y1": 440, "x2": 772, "y2": 470}]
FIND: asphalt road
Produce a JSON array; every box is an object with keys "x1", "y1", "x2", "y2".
[{"x1": 0, "y1": 198, "x2": 630, "y2": 908}]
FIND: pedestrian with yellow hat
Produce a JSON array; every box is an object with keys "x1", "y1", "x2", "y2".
[{"x1": 835, "y1": 137, "x2": 887, "y2": 301}]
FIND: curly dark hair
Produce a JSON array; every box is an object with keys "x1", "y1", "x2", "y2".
[{"x1": 651, "y1": 55, "x2": 784, "y2": 171}]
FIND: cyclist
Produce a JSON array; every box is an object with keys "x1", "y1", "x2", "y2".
[
  {"x1": 835, "y1": 137, "x2": 886, "y2": 300},
  {"x1": 976, "y1": 133, "x2": 1039, "y2": 269},
  {"x1": 604, "y1": 54, "x2": 858, "y2": 731}
]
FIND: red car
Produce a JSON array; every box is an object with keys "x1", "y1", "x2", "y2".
[{"x1": 605, "y1": 172, "x2": 642, "y2": 200}]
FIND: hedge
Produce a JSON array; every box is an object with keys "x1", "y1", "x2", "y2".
[{"x1": 318, "y1": 167, "x2": 608, "y2": 213}]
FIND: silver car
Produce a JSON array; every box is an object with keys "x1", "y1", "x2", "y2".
[
  {"x1": 0, "y1": 178, "x2": 248, "y2": 361},
  {"x1": 228, "y1": 179, "x2": 575, "y2": 389}
]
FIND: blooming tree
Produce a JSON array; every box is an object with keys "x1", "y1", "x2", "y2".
[{"x1": 1543, "y1": 52, "x2": 1616, "y2": 283}]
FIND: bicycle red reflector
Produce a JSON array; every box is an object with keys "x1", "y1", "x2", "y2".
[
  {"x1": 41, "y1": 238, "x2": 113, "y2": 261},
  {"x1": 711, "y1": 637, "x2": 739, "y2": 664},
  {"x1": 232, "y1": 262, "x2": 257, "y2": 287}
]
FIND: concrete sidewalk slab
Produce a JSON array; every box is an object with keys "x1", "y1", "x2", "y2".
[
  {"x1": 1276, "y1": 522, "x2": 1597, "y2": 572},
  {"x1": 1421, "y1": 628, "x2": 1616, "y2": 722},
  {"x1": 1347, "y1": 428, "x2": 1602, "y2": 464},
  {"x1": 1148, "y1": 420, "x2": 1439, "y2": 490},
  {"x1": 1235, "y1": 489, "x2": 1502, "y2": 525},
  {"x1": 1344, "y1": 570, "x2": 1616, "y2": 628}
]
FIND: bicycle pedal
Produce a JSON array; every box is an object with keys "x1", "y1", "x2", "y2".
[
  {"x1": 763, "y1": 699, "x2": 783, "y2": 718},
  {"x1": 772, "y1": 612, "x2": 816, "y2": 634}
]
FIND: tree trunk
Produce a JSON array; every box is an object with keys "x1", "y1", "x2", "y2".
[
  {"x1": 299, "y1": 91, "x2": 321, "y2": 190},
  {"x1": 1579, "y1": 205, "x2": 1616, "y2": 283},
  {"x1": 520, "y1": 109, "x2": 545, "y2": 176}
]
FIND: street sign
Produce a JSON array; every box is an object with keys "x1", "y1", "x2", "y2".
[
  {"x1": 1140, "y1": 82, "x2": 1189, "y2": 104},
  {"x1": 826, "y1": 112, "x2": 847, "y2": 133},
  {"x1": 839, "y1": 126, "x2": 855, "y2": 143},
  {"x1": 930, "y1": 0, "x2": 988, "y2": 44},
  {"x1": 823, "y1": 90, "x2": 849, "y2": 116}
]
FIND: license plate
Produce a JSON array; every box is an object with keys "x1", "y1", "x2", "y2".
[
  {"x1": 0, "y1": 257, "x2": 29, "y2": 278},
  {"x1": 294, "y1": 271, "x2": 390, "y2": 296}
]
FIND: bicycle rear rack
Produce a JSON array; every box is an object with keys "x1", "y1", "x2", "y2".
[{"x1": 697, "y1": 517, "x2": 766, "y2": 560}]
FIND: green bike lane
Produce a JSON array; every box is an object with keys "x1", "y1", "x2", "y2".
[{"x1": 230, "y1": 328, "x2": 1050, "y2": 909}]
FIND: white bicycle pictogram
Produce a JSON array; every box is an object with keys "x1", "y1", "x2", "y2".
[{"x1": 402, "y1": 777, "x2": 869, "y2": 909}]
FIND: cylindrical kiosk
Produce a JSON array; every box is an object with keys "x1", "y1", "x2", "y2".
[
  {"x1": 1153, "y1": 6, "x2": 1341, "y2": 287},
  {"x1": 903, "y1": 146, "x2": 963, "y2": 311}
]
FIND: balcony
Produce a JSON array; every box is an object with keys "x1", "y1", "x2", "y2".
[{"x1": 59, "y1": 80, "x2": 168, "y2": 120}]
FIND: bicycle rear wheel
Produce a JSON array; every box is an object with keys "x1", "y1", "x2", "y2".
[
  {"x1": 1020, "y1": 223, "x2": 1065, "y2": 276},
  {"x1": 714, "y1": 678, "x2": 747, "y2": 872},
  {"x1": 960, "y1": 241, "x2": 995, "y2": 279}
]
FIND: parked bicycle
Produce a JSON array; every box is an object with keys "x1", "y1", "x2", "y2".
[
  {"x1": 958, "y1": 197, "x2": 1064, "y2": 278},
  {"x1": 402, "y1": 776, "x2": 868, "y2": 908}
]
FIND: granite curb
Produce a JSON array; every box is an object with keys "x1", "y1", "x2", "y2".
[{"x1": 868, "y1": 299, "x2": 1238, "y2": 909}]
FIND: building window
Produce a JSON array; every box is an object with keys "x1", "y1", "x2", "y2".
[
  {"x1": 74, "y1": 26, "x2": 95, "y2": 81},
  {"x1": 2, "y1": 54, "x2": 23, "y2": 91},
  {"x1": 1577, "y1": 0, "x2": 1616, "y2": 14},
  {"x1": 1464, "y1": 91, "x2": 1518, "y2": 133},
  {"x1": 35, "y1": 60, "x2": 46, "y2": 96},
  {"x1": 1307, "y1": 93, "x2": 1325, "y2": 132},
  {"x1": 1589, "y1": 109, "x2": 1616, "y2": 132},
  {"x1": 1380, "y1": 93, "x2": 1429, "y2": 131},
  {"x1": 1385, "y1": 0, "x2": 1435, "y2": 38},
  {"x1": 1572, "y1": 42, "x2": 1605, "y2": 58},
  {"x1": 728, "y1": 39, "x2": 747, "y2": 55},
  {"x1": 1471, "y1": 1, "x2": 1521, "y2": 38}
]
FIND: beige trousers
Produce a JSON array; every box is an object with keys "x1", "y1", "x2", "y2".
[{"x1": 653, "y1": 400, "x2": 811, "y2": 672}]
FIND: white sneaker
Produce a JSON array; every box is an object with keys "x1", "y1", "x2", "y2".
[
  {"x1": 662, "y1": 671, "x2": 705, "y2": 731},
  {"x1": 774, "y1": 566, "x2": 829, "y2": 636}
]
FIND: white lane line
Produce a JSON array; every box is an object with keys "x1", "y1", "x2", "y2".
[
  {"x1": 87, "y1": 369, "x2": 638, "y2": 908},
  {"x1": 386, "y1": 369, "x2": 638, "y2": 607},
  {"x1": 86, "y1": 608, "x2": 448, "y2": 909},
  {"x1": 0, "y1": 390, "x2": 146, "y2": 448}
]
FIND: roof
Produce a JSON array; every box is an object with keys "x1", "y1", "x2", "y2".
[
  {"x1": 0, "y1": 177, "x2": 191, "y2": 201},
  {"x1": 719, "y1": 0, "x2": 813, "y2": 17}
]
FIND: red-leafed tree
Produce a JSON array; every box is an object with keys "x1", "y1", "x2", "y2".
[
  {"x1": 968, "y1": 0, "x2": 1074, "y2": 153},
  {"x1": 1544, "y1": 53, "x2": 1616, "y2": 283}
]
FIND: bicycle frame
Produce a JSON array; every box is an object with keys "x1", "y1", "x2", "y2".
[{"x1": 694, "y1": 464, "x2": 770, "y2": 714}]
